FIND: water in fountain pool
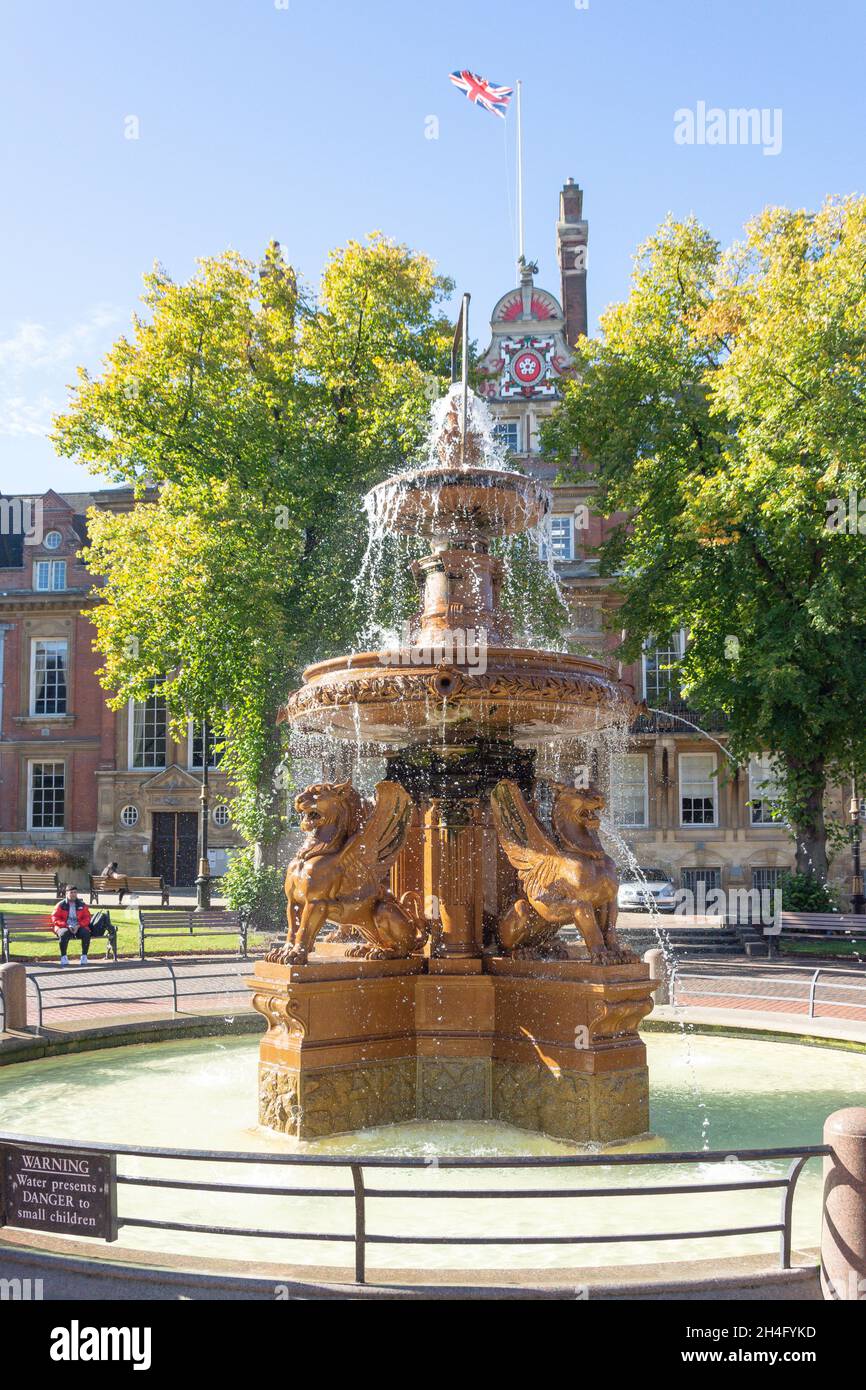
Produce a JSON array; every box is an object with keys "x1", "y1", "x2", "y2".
[{"x1": 1, "y1": 1030, "x2": 859, "y2": 1270}]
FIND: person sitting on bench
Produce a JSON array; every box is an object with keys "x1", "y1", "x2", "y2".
[
  {"x1": 51, "y1": 886, "x2": 92, "y2": 966},
  {"x1": 100, "y1": 860, "x2": 122, "y2": 879}
]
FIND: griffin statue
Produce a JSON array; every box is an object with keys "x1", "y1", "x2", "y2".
[
  {"x1": 267, "y1": 779, "x2": 425, "y2": 965},
  {"x1": 490, "y1": 778, "x2": 637, "y2": 964}
]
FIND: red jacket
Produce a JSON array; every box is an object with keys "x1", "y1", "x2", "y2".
[{"x1": 51, "y1": 900, "x2": 92, "y2": 934}]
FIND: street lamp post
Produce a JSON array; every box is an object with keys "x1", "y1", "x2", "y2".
[
  {"x1": 195, "y1": 717, "x2": 212, "y2": 913},
  {"x1": 850, "y1": 780, "x2": 864, "y2": 916}
]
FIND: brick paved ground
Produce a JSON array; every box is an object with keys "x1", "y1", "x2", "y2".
[
  {"x1": 673, "y1": 965, "x2": 866, "y2": 1021},
  {"x1": 21, "y1": 957, "x2": 255, "y2": 1029},
  {"x1": 3, "y1": 946, "x2": 865, "y2": 1035}
]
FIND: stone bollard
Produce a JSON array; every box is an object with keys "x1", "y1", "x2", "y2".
[
  {"x1": 821, "y1": 1107, "x2": 866, "y2": 1300},
  {"x1": 0, "y1": 962, "x2": 27, "y2": 1031},
  {"x1": 643, "y1": 948, "x2": 670, "y2": 1006}
]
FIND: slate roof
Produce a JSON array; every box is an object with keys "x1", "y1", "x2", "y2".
[{"x1": 0, "y1": 485, "x2": 148, "y2": 568}]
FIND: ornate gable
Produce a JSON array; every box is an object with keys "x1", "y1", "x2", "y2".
[
  {"x1": 477, "y1": 264, "x2": 574, "y2": 404},
  {"x1": 141, "y1": 766, "x2": 202, "y2": 794}
]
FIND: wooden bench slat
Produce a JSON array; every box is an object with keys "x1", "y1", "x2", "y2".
[
  {"x1": 137, "y1": 908, "x2": 246, "y2": 960},
  {"x1": 779, "y1": 911, "x2": 866, "y2": 944},
  {"x1": 782, "y1": 913, "x2": 846, "y2": 923},
  {"x1": 90, "y1": 874, "x2": 168, "y2": 907},
  {"x1": 0, "y1": 871, "x2": 60, "y2": 891}
]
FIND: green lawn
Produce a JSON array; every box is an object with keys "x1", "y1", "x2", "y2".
[
  {"x1": 780, "y1": 937, "x2": 866, "y2": 959},
  {"x1": 0, "y1": 901, "x2": 269, "y2": 961}
]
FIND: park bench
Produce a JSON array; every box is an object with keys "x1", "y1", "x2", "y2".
[
  {"x1": 1, "y1": 909, "x2": 117, "y2": 963},
  {"x1": 89, "y1": 874, "x2": 169, "y2": 907},
  {"x1": 0, "y1": 870, "x2": 61, "y2": 895},
  {"x1": 779, "y1": 912, "x2": 866, "y2": 945},
  {"x1": 138, "y1": 908, "x2": 247, "y2": 960}
]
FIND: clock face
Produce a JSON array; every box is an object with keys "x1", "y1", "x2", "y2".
[
  {"x1": 487, "y1": 334, "x2": 560, "y2": 401},
  {"x1": 512, "y1": 349, "x2": 544, "y2": 385}
]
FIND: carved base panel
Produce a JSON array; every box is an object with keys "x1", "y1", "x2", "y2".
[
  {"x1": 259, "y1": 1058, "x2": 416, "y2": 1139},
  {"x1": 492, "y1": 1061, "x2": 650, "y2": 1144},
  {"x1": 250, "y1": 953, "x2": 656, "y2": 1143},
  {"x1": 417, "y1": 1057, "x2": 492, "y2": 1121}
]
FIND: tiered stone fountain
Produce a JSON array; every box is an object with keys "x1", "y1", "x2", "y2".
[{"x1": 250, "y1": 380, "x2": 657, "y2": 1143}]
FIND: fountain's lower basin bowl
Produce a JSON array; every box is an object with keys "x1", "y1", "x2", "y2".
[{"x1": 280, "y1": 647, "x2": 639, "y2": 745}]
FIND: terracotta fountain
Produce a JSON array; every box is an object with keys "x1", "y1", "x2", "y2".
[{"x1": 249, "y1": 357, "x2": 656, "y2": 1143}]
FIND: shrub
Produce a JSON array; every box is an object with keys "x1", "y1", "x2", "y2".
[
  {"x1": 222, "y1": 847, "x2": 286, "y2": 934},
  {"x1": 0, "y1": 848, "x2": 87, "y2": 870},
  {"x1": 779, "y1": 871, "x2": 839, "y2": 913}
]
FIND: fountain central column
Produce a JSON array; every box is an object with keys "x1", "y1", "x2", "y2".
[
  {"x1": 403, "y1": 532, "x2": 513, "y2": 960},
  {"x1": 423, "y1": 797, "x2": 484, "y2": 957},
  {"x1": 415, "y1": 789, "x2": 496, "y2": 1124},
  {"x1": 411, "y1": 547, "x2": 509, "y2": 645}
]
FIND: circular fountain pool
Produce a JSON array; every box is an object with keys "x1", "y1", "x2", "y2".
[{"x1": 2, "y1": 1030, "x2": 864, "y2": 1272}]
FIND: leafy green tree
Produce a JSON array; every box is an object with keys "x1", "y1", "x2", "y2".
[
  {"x1": 544, "y1": 197, "x2": 866, "y2": 882},
  {"x1": 53, "y1": 235, "x2": 454, "y2": 862}
]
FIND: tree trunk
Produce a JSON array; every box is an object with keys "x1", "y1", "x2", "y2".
[
  {"x1": 786, "y1": 754, "x2": 829, "y2": 882},
  {"x1": 257, "y1": 719, "x2": 287, "y2": 871}
]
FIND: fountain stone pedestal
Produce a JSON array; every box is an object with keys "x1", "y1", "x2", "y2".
[
  {"x1": 252, "y1": 951, "x2": 424, "y2": 1140},
  {"x1": 485, "y1": 956, "x2": 652, "y2": 1143},
  {"x1": 251, "y1": 949, "x2": 653, "y2": 1142}
]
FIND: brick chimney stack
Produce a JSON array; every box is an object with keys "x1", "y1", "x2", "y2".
[{"x1": 557, "y1": 178, "x2": 588, "y2": 347}]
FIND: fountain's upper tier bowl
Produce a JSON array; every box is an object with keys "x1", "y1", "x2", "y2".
[
  {"x1": 366, "y1": 465, "x2": 550, "y2": 540},
  {"x1": 280, "y1": 647, "x2": 641, "y2": 746}
]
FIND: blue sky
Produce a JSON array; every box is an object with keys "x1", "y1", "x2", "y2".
[{"x1": 1, "y1": 0, "x2": 863, "y2": 493}]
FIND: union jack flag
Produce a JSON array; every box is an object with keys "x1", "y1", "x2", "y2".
[{"x1": 449, "y1": 70, "x2": 513, "y2": 118}]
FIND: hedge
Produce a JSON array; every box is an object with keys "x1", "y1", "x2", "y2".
[{"x1": 0, "y1": 849, "x2": 87, "y2": 870}]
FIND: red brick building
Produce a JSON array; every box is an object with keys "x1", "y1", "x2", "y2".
[
  {"x1": 0, "y1": 489, "x2": 113, "y2": 863},
  {"x1": 0, "y1": 487, "x2": 239, "y2": 882}
]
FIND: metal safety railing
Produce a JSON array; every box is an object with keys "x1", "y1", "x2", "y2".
[
  {"x1": 23, "y1": 960, "x2": 254, "y2": 1030},
  {"x1": 670, "y1": 965, "x2": 866, "y2": 1019},
  {"x1": 0, "y1": 1130, "x2": 828, "y2": 1284}
]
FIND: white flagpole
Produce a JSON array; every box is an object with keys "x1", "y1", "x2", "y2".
[{"x1": 516, "y1": 79, "x2": 525, "y2": 275}]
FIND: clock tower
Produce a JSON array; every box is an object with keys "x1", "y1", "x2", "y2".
[
  {"x1": 479, "y1": 180, "x2": 605, "y2": 663},
  {"x1": 478, "y1": 177, "x2": 589, "y2": 458}
]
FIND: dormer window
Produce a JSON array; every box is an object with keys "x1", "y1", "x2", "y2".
[{"x1": 34, "y1": 560, "x2": 67, "y2": 591}]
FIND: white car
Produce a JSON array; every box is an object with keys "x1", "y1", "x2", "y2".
[{"x1": 617, "y1": 868, "x2": 677, "y2": 913}]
